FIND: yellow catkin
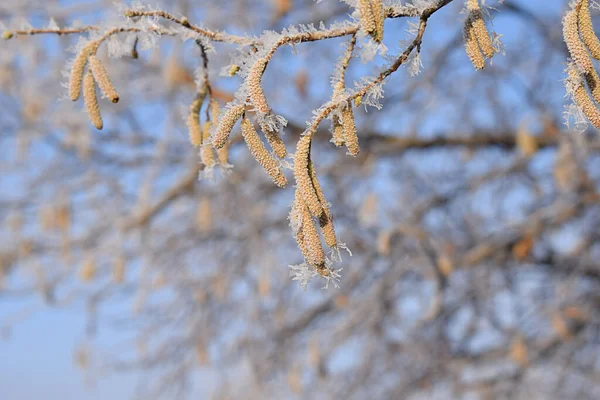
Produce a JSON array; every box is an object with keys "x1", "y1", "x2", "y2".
[
  {"x1": 371, "y1": 0, "x2": 385, "y2": 43},
  {"x1": 584, "y1": 67, "x2": 600, "y2": 103},
  {"x1": 341, "y1": 104, "x2": 359, "y2": 156},
  {"x1": 200, "y1": 122, "x2": 217, "y2": 168},
  {"x1": 564, "y1": 4, "x2": 595, "y2": 74},
  {"x1": 187, "y1": 92, "x2": 206, "y2": 147},
  {"x1": 309, "y1": 161, "x2": 337, "y2": 248},
  {"x1": 294, "y1": 133, "x2": 324, "y2": 217},
  {"x1": 241, "y1": 116, "x2": 287, "y2": 188},
  {"x1": 217, "y1": 140, "x2": 230, "y2": 165},
  {"x1": 357, "y1": 0, "x2": 376, "y2": 36},
  {"x1": 212, "y1": 105, "x2": 244, "y2": 149},
  {"x1": 464, "y1": 15, "x2": 485, "y2": 70},
  {"x1": 248, "y1": 58, "x2": 271, "y2": 114},
  {"x1": 83, "y1": 70, "x2": 103, "y2": 130},
  {"x1": 579, "y1": 0, "x2": 600, "y2": 60},
  {"x1": 88, "y1": 55, "x2": 119, "y2": 103},
  {"x1": 299, "y1": 198, "x2": 325, "y2": 267},
  {"x1": 471, "y1": 10, "x2": 494, "y2": 58},
  {"x1": 331, "y1": 115, "x2": 345, "y2": 147},
  {"x1": 570, "y1": 67, "x2": 600, "y2": 128},
  {"x1": 259, "y1": 121, "x2": 287, "y2": 159},
  {"x1": 69, "y1": 41, "x2": 97, "y2": 101}
]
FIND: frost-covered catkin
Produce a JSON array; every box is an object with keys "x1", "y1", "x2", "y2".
[
  {"x1": 585, "y1": 68, "x2": 600, "y2": 103},
  {"x1": 241, "y1": 116, "x2": 287, "y2": 188},
  {"x1": 341, "y1": 103, "x2": 359, "y2": 156},
  {"x1": 299, "y1": 197, "x2": 325, "y2": 267},
  {"x1": 187, "y1": 92, "x2": 206, "y2": 147},
  {"x1": 88, "y1": 55, "x2": 119, "y2": 103},
  {"x1": 466, "y1": 0, "x2": 494, "y2": 59},
  {"x1": 200, "y1": 122, "x2": 217, "y2": 168},
  {"x1": 248, "y1": 58, "x2": 271, "y2": 114},
  {"x1": 463, "y1": 15, "x2": 485, "y2": 70},
  {"x1": 579, "y1": 0, "x2": 600, "y2": 60},
  {"x1": 259, "y1": 121, "x2": 287, "y2": 159},
  {"x1": 294, "y1": 133, "x2": 324, "y2": 217},
  {"x1": 357, "y1": 0, "x2": 376, "y2": 36},
  {"x1": 69, "y1": 42, "x2": 97, "y2": 101},
  {"x1": 331, "y1": 115, "x2": 345, "y2": 147},
  {"x1": 564, "y1": 3, "x2": 595, "y2": 74},
  {"x1": 371, "y1": 0, "x2": 385, "y2": 43},
  {"x1": 568, "y1": 65, "x2": 600, "y2": 128},
  {"x1": 309, "y1": 161, "x2": 337, "y2": 248},
  {"x1": 83, "y1": 70, "x2": 103, "y2": 130},
  {"x1": 212, "y1": 105, "x2": 244, "y2": 149}
]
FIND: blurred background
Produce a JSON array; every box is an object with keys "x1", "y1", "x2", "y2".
[{"x1": 2, "y1": 0, "x2": 600, "y2": 399}]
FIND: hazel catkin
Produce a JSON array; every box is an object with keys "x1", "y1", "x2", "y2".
[
  {"x1": 579, "y1": 0, "x2": 600, "y2": 60},
  {"x1": 88, "y1": 55, "x2": 119, "y2": 103},
  {"x1": 212, "y1": 105, "x2": 245, "y2": 149},
  {"x1": 248, "y1": 58, "x2": 271, "y2": 114},
  {"x1": 341, "y1": 104, "x2": 359, "y2": 156},
  {"x1": 241, "y1": 116, "x2": 287, "y2": 188},
  {"x1": 294, "y1": 133, "x2": 324, "y2": 218},
  {"x1": 69, "y1": 41, "x2": 98, "y2": 101},
  {"x1": 83, "y1": 70, "x2": 103, "y2": 130},
  {"x1": 564, "y1": 3, "x2": 595, "y2": 74}
]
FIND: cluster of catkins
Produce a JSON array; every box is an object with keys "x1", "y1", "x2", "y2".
[
  {"x1": 463, "y1": 0, "x2": 497, "y2": 70},
  {"x1": 563, "y1": 0, "x2": 600, "y2": 129},
  {"x1": 70, "y1": 41, "x2": 119, "y2": 130}
]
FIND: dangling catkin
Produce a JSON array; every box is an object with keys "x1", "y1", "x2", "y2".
[
  {"x1": 371, "y1": 0, "x2": 385, "y2": 43},
  {"x1": 248, "y1": 58, "x2": 271, "y2": 114},
  {"x1": 88, "y1": 55, "x2": 119, "y2": 103},
  {"x1": 341, "y1": 103, "x2": 359, "y2": 156},
  {"x1": 466, "y1": 0, "x2": 494, "y2": 58},
  {"x1": 294, "y1": 133, "x2": 324, "y2": 217},
  {"x1": 579, "y1": 0, "x2": 600, "y2": 60},
  {"x1": 241, "y1": 116, "x2": 287, "y2": 188},
  {"x1": 309, "y1": 161, "x2": 337, "y2": 248},
  {"x1": 217, "y1": 140, "x2": 230, "y2": 165},
  {"x1": 69, "y1": 41, "x2": 97, "y2": 101},
  {"x1": 259, "y1": 121, "x2": 287, "y2": 159},
  {"x1": 569, "y1": 65, "x2": 600, "y2": 128},
  {"x1": 564, "y1": 3, "x2": 595, "y2": 74},
  {"x1": 300, "y1": 197, "x2": 325, "y2": 267},
  {"x1": 83, "y1": 70, "x2": 103, "y2": 130},
  {"x1": 463, "y1": 15, "x2": 485, "y2": 70},
  {"x1": 585, "y1": 68, "x2": 600, "y2": 103},
  {"x1": 357, "y1": 0, "x2": 376, "y2": 37},
  {"x1": 200, "y1": 122, "x2": 217, "y2": 168},
  {"x1": 212, "y1": 105, "x2": 244, "y2": 149},
  {"x1": 331, "y1": 115, "x2": 345, "y2": 147},
  {"x1": 187, "y1": 91, "x2": 206, "y2": 147}
]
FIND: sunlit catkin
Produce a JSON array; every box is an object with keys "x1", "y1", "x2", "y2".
[
  {"x1": 466, "y1": 0, "x2": 494, "y2": 58},
  {"x1": 564, "y1": 4, "x2": 594, "y2": 74},
  {"x1": 83, "y1": 70, "x2": 103, "y2": 130},
  {"x1": 88, "y1": 55, "x2": 119, "y2": 103},
  {"x1": 569, "y1": 66, "x2": 600, "y2": 128},
  {"x1": 371, "y1": 0, "x2": 385, "y2": 43},
  {"x1": 579, "y1": 0, "x2": 600, "y2": 60},
  {"x1": 357, "y1": 0, "x2": 376, "y2": 37},
  {"x1": 300, "y1": 198, "x2": 325, "y2": 267},
  {"x1": 187, "y1": 92, "x2": 206, "y2": 147},
  {"x1": 248, "y1": 58, "x2": 271, "y2": 114},
  {"x1": 331, "y1": 115, "x2": 345, "y2": 147},
  {"x1": 294, "y1": 133, "x2": 324, "y2": 217},
  {"x1": 341, "y1": 104, "x2": 359, "y2": 156},
  {"x1": 585, "y1": 68, "x2": 600, "y2": 103},
  {"x1": 69, "y1": 41, "x2": 97, "y2": 101},
  {"x1": 260, "y1": 121, "x2": 287, "y2": 159},
  {"x1": 463, "y1": 15, "x2": 485, "y2": 70},
  {"x1": 212, "y1": 104, "x2": 244, "y2": 149},
  {"x1": 309, "y1": 161, "x2": 337, "y2": 248},
  {"x1": 200, "y1": 122, "x2": 217, "y2": 168},
  {"x1": 241, "y1": 116, "x2": 287, "y2": 187}
]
